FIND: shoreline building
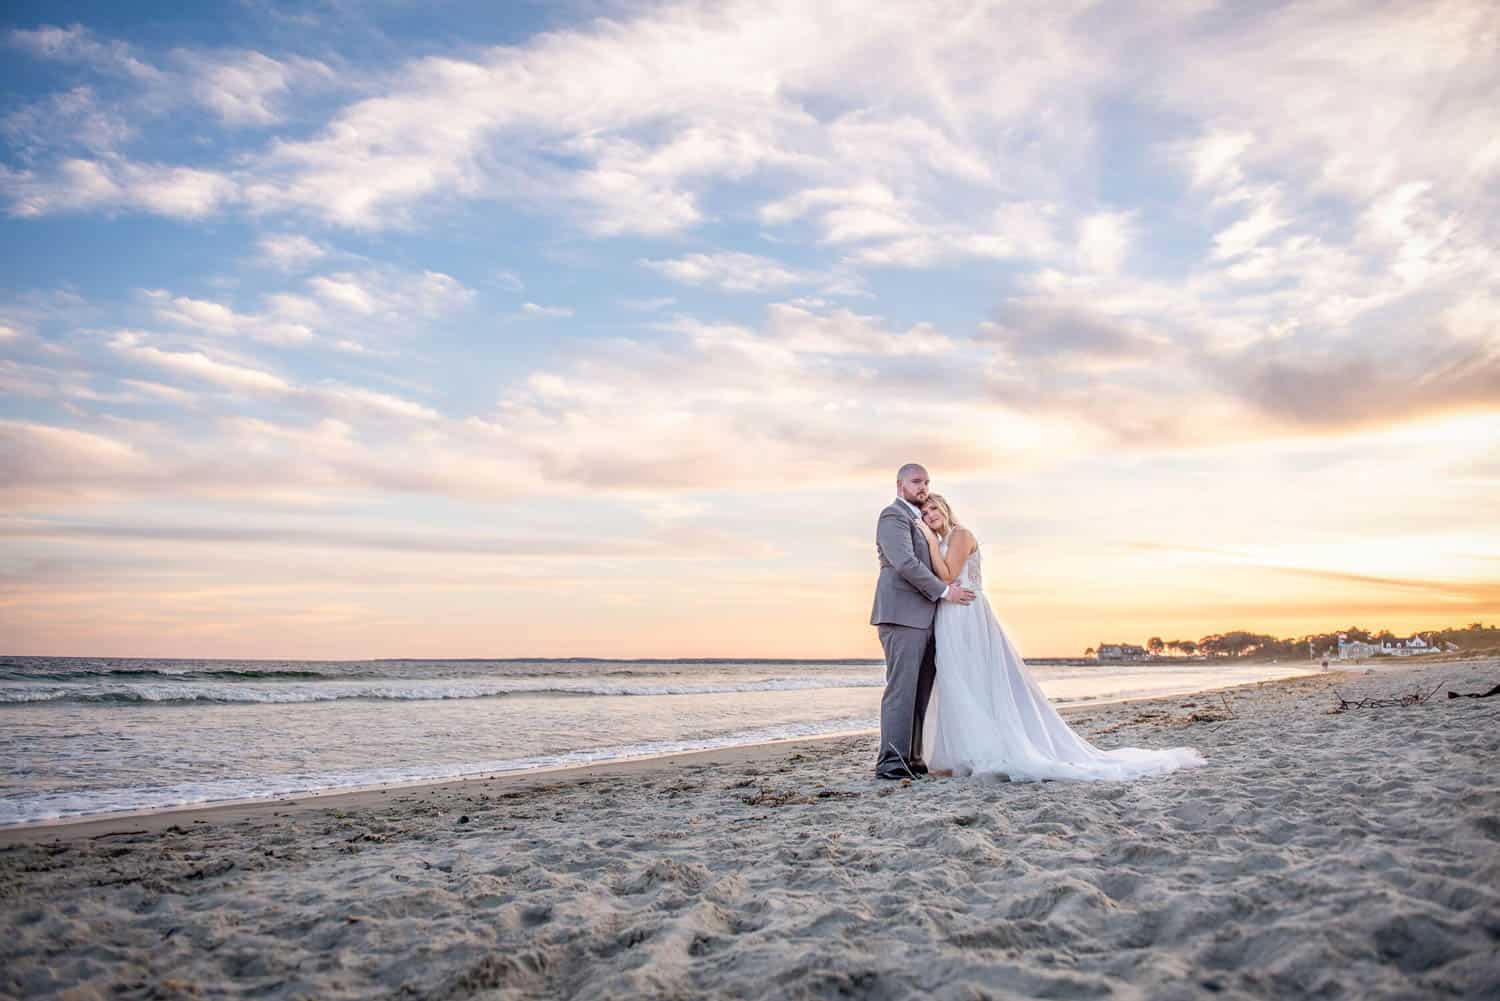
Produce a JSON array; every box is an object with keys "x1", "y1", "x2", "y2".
[{"x1": 1336, "y1": 634, "x2": 1434, "y2": 660}]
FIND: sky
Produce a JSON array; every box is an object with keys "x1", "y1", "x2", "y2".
[{"x1": 2, "y1": 0, "x2": 1498, "y2": 660}]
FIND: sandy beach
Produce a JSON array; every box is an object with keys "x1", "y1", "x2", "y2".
[{"x1": 3, "y1": 657, "x2": 1497, "y2": 1000}]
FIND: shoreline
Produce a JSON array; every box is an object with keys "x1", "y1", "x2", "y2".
[
  {"x1": 1, "y1": 663, "x2": 1338, "y2": 845},
  {"x1": 0, "y1": 730, "x2": 873, "y2": 846}
]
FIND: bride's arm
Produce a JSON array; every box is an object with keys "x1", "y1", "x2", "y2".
[
  {"x1": 915, "y1": 520, "x2": 953, "y2": 582},
  {"x1": 921, "y1": 524, "x2": 975, "y2": 582}
]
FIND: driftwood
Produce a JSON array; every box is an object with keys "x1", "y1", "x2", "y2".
[
  {"x1": 1447, "y1": 683, "x2": 1500, "y2": 700},
  {"x1": 1331, "y1": 681, "x2": 1443, "y2": 713}
]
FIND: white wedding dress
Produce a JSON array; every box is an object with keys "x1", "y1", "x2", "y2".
[{"x1": 923, "y1": 537, "x2": 1205, "y2": 781}]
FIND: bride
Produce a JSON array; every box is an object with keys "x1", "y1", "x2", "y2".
[{"x1": 912, "y1": 493, "x2": 1205, "y2": 781}]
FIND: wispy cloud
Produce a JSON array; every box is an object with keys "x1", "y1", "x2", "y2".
[
  {"x1": 8, "y1": 24, "x2": 163, "y2": 81},
  {"x1": 520, "y1": 302, "x2": 573, "y2": 319},
  {"x1": 0, "y1": 518, "x2": 695, "y2": 558},
  {"x1": 640, "y1": 251, "x2": 814, "y2": 293},
  {"x1": 109, "y1": 333, "x2": 293, "y2": 394},
  {"x1": 1, "y1": 156, "x2": 237, "y2": 218},
  {"x1": 149, "y1": 291, "x2": 313, "y2": 345},
  {"x1": 179, "y1": 49, "x2": 333, "y2": 126},
  {"x1": 257, "y1": 233, "x2": 326, "y2": 270}
]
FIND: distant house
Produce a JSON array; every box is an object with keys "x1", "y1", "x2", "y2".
[
  {"x1": 1380, "y1": 635, "x2": 1435, "y2": 656},
  {"x1": 1097, "y1": 643, "x2": 1147, "y2": 661},
  {"x1": 1337, "y1": 634, "x2": 1435, "y2": 660}
]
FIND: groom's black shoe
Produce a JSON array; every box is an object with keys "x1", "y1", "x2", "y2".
[{"x1": 875, "y1": 761, "x2": 929, "y2": 780}]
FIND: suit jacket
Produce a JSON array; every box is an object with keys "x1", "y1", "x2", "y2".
[{"x1": 870, "y1": 499, "x2": 948, "y2": 628}]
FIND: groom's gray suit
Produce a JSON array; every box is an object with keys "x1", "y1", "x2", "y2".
[{"x1": 870, "y1": 499, "x2": 948, "y2": 777}]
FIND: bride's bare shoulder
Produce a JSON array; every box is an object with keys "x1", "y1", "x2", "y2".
[{"x1": 951, "y1": 526, "x2": 978, "y2": 550}]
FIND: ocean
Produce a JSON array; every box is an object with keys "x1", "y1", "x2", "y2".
[{"x1": 0, "y1": 655, "x2": 1316, "y2": 827}]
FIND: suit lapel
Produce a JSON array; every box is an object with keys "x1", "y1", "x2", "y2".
[{"x1": 902, "y1": 503, "x2": 931, "y2": 569}]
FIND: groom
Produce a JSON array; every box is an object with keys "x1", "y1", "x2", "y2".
[{"x1": 871, "y1": 463, "x2": 975, "y2": 780}]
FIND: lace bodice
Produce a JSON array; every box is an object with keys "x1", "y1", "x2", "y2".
[{"x1": 940, "y1": 537, "x2": 982, "y2": 591}]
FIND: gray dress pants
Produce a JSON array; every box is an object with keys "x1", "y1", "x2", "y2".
[{"x1": 876, "y1": 623, "x2": 937, "y2": 776}]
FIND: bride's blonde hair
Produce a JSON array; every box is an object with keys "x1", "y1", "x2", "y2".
[{"x1": 923, "y1": 493, "x2": 958, "y2": 537}]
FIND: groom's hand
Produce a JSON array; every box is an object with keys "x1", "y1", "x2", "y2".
[{"x1": 944, "y1": 585, "x2": 976, "y2": 604}]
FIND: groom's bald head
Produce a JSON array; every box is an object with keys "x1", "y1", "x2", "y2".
[{"x1": 896, "y1": 463, "x2": 930, "y2": 505}]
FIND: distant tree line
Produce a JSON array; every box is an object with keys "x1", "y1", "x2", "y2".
[{"x1": 1087, "y1": 622, "x2": 1500, "y2": 660}]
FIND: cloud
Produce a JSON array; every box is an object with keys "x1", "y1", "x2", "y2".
[
  {"x1": 1144, "y1": 2, "x2": 1500, "y2": 204},
  {"x1": 10, "y1": 1, "x2": 1097, "y2": 235},
  {"x1": 2, "y1": 86, "x2": 135, "y2": 157},
  {"x1": 1211, "y1": 188, "x2": 1288, "y2": 261},
  {"x1": 6, "y1": 0, "x2": 1496, "y2": 311},
  {"x1": 10, "y1": 26, "x2": 332, "y2": 127},
  {"x1": 981, "y1": 300, "x2": 1164, "y2": 365},
  {"x1": 569, "y1": 162, "x2": 705, "y2": 237},
  {"x1": 759, "y1": 183, "x2": 914, "y2": 242},
  {"x1": 257, "y1": 233, "x2": 326, "y2": 270},
  {"x1": 110, "y1": 333, "x2": 294, "y2": 395},
  {"x1": 308, "y1": 275, "x2": 377, "y2": 314},
  {"x1": 311, "y1": 383, "x2": 439, "y2": 422},
  {"x1": 520, "y1": 302, "x2": 573, "y2": 319},
  {"x1": 640, "y1": 251, "x2": 813, "y2": 293},
  {"x1": 618, "y1": 296, "x2": 676, "y2": 312},
  {"x1": 760, "y1": 186, "x2": 1067, "y2": 269},
  {"x1": 1176, "y1": 130, "x2": 1254, "y2": 191},
  {"x1": 1258, "y1": 565, "x2": 1500, "y2": 605},
  {"x1": 150, "y1": 291, "x2": 313, "y2": 345},
  {"x1": 763, "y1": 305, "x2": 956, "y2": 356},
  {"x1": 125, "y1": 266, "x2": 471, "y2": 355},
  {"x1": 477, "y1": 303, "x2": 1048, "y2": 491},
  {"x1": 1077, "y1": 212, "x2": 1133, "y2": 275},
  {"x1": 1, "y1": 156, "x2": 238, "y2": 219},
  {"x1": 118, "y1": 379, "x2": 196, "y2": 404},
  {"x1": 6, "y1": 4, "x2": 1500, "y2": 478},
  {"x1": 307, "y1": 270, "x2": 473, "y2": 319},
  {"x1": 0, "y1": 419, "x2": 149, "y2": 505},
  {"x1": 1211, "y1": 293, "x2": 1500, "y2": 430},
  {"x1": 2, "y1": 30, "x2": 336, "y2": 217},
  {"x1": 8, "y1": 24, "x2": 163, "y2": 82},
  {"x1": 179, "y1": 50, "x2": 332, "y2": 126},
  {"x1": 0, "y1": 413, "x2": 445, "y2": 510},
  {"x1": 968, "y1": 283, "x2": 1258, "y2": 447},
  {"x1": 7, "y1": 295, "x2": 1052, "y2": 505},
  {"x1": 10, "y1": 271, "x2": 1494, "y2": 518},
  {"x1": 975, "y1": 274, "x2": 1500, "y2": 445},
  {"x1": 0, "y1": 518, "x2": 669, "y2": 558},
  {"x1": 107, "y1": 329, "x2": 442, "y2": 422}
]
